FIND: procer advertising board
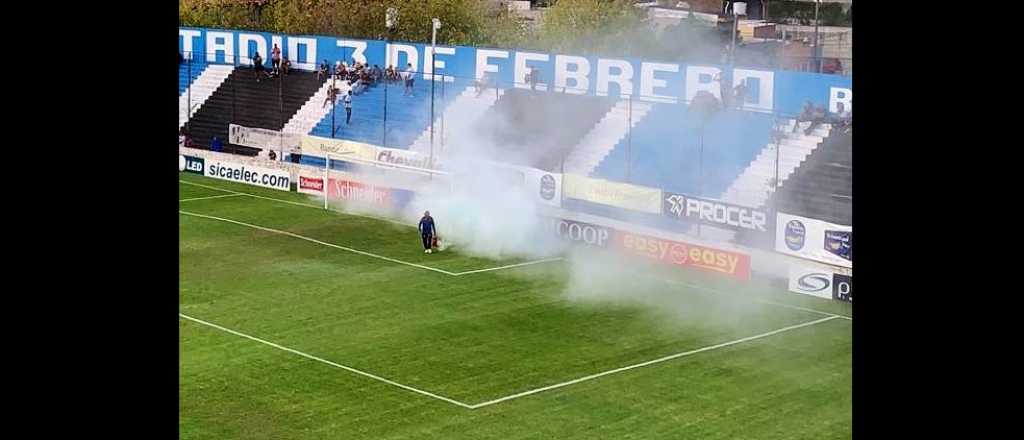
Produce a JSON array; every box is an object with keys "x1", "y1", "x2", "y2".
[
  {"x1": 663, "y1": 191, "x2": 770, "y2": 233},
  {"x1": 204, "y1": 159, "x2": 291, "y2": 191},
  {"x1": 616, "y1": 231, "x2": 751, "y2": 280},
  {"x1": 788, "y1": 265, "x2": 853, "y2": 302},
  {"x1": 179, "y1": 155, "x2": 205, "y2": 175},
  {"x1": 776, "y1": 212, "x2": 852, "y2": 268}
]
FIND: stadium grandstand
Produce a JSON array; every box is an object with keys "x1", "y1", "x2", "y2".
[{"x1": 179, "y1": 3, "x2": 852, "y2": 436}]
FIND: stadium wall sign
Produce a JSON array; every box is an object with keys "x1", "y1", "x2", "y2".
[
  {"x1": 550, "y1": 218, "x2": 611, "y2": 248},
  {"x1": 204, "y1": 158, "x2": 291, "y2": 191},
  {"x1": 179, "y1": 154, "x2": 205, "y2": 175},
  {"x1": 616, "y1": 230, "x2": 751, "y2": 280},
  {"x1": 300, "y1": 135, "x2": 378, "y2": 161},
  {"x1": 563, "y1": 173, "x2": 662, "y2": 214},
  {"x1": 775, "y1": 212, "x2": 852, "y2": 268},
  {"x1": 789, "y1": 264, "x2": 853, "y2": 302},
  {"x1": 662, "y1": 191, "x2": 769, "y2": 233},
  {"x1": 518, "y1": 166, "x2": 562, "y2": 208},
  {"x1": 375, "y1": 147, "x2": 435, "y2": 170},
  {"x1": 229, "y1": 124, "x2": 301, "y2": 151},
  {"x1": 180, "y1": 27, "x2": 852, "y2": 116}
]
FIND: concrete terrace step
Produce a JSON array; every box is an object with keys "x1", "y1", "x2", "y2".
[
  {"x1": 180, "y1": 64, "x2": 236, "y2": 128},
  {"x1": 565, "y1": 100, "x2": 652, "y2": 175}
]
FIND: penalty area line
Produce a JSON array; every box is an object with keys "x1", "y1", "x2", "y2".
[
  {"x1": 467, "y1": 315, "x2": 840, "y2": 409},
  {"x1": 179, "y1": 313, "x2": 474, "y2": 409}
]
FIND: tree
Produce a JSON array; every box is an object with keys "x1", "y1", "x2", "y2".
[{"x1": 537, "y1": 0, "x2": 647, "y2": 55}]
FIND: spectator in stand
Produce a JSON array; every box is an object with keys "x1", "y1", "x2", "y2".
[
  {"x1": 252, "y1": 52, "x2": 265, "y2": 82},
  {"x1": 211, "y1": 136, "x2": 223, "y2": 152},
  {"x1": 318, "y1": 59, "x2": 329, "y2": 81},
  {"x1": 831, "y1": 102, "x2": 852, "y2": 131},
  {"x1": 351, "y1": 76, "x2": 366, "y2": 95},
  {"x1": 335, "y1": 61, "x2": 344, "y2": 80},
  {"x1": 715, "y1": 72, "x2": 732, "y2": 110},
  {"x1": 475, "y1": 73, "x2": 489, "y2": 97},
  {"x1": 371, "y1": 65, "x2": 382, "y2": 83},
  {"x1": 281, "y1": 57, "x2": 291, "y2": 75},
  {"x1": 526, "y1": 66, "x2": 541, "y2": 90},
  {"x1": 793, "y1": 101, "x2": 814, "y2": 133},
  {"x1": 343, "y1": 90, "x2": 353, "y2": 124},
  {"x1": 179, "y1": 51, "x2": 184, "y2": 64},
  {"x1": 403, "y1": 63, "x2": 415, "y2": 96},
  {"x1": 690, "y1": 90, "x2": 720, "y2": 124},
  {"x1": 323, "y1": 84, "x2": 338, "y2": 109},
  {"x1": 360, "y1": 68, "x2": 372, "y2": 87},
  {"x1": 733, "y1": 80, "x2": 747, "y2": 110},
  {"x1": 271, "y1": 44, "x2": 282, "y2": 75},
  {"x1": 804, "y1": 105, "x2": 827, "y2": 135}
]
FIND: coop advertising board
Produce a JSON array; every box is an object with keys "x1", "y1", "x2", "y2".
[
  {"x1": 563, "y1": 174, "x2": 662, "y2": 214},
  {"x1": 229, "y1": 124, "x2": 301, "y2": 151},
  {"x1": 616, "y1": 230, "x2": 751, "y2": 280},
  {"x1": 181, "y1": 27, "x2": 851, "y2": 115},
  {"x1": 204, "y1": 159, "x2": 290, "y2": 191},
  {"x1": 776, "y1": 212, "x2": 852, "y2": 268}
]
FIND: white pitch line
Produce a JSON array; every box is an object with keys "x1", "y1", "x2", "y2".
[
  {"x1": 467, "y1": 315, "x2": 840, "y2": 409},
  {"x1": 179, "y1": 193, "x2": 246, "y2": 202},
  {"x1": 452, "y1": 257, "x2": 565, "y2": 276},
  {"x1": 180, "y1": 210, "x2": 459, "y2": 276},
  {"x1": 179, "y1": 313, "x2": 474, "y2": 409},
  {"x1": 666, "y1": 279, "x2": 852, "y2": 321}
]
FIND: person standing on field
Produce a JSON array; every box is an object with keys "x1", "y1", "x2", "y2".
[{"x1": 418, "y1": 211, "x2": 436, "y2": 254}]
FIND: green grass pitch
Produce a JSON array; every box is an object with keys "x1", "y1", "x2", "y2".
[{"x1": 179, "y1": 172, "x2": 852, "y2": 439}]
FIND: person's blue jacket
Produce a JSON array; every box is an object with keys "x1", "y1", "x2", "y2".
[{"x1": 418, "y1": 216, "x2": 435, "y2": 235}]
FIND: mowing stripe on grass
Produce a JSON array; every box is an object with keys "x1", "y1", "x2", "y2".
[
  {"x1": 179, "y1": 313, "x2": 474, "y2": 409},
  {"x1": 180, "y1": 210, "x2": 460, "y2": 276},
  {"x1": 179, "y1": 193, "x2": 246, "y2": 202},
  {"x1": 178, "y1": 179, "x2": 852, "y2": 319},
  {"x1": 452, "y1": 257, "x2": 565, "y2": 276},
  {"x1": 180, "y1": 180, "x2": 413, "y2": 228},
  {"x1": 667, "y1": 279, "x2": 852, "y2": 321},
  {"x1": 467, "y1": 315, "x2": 841, "y2": 409}
]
